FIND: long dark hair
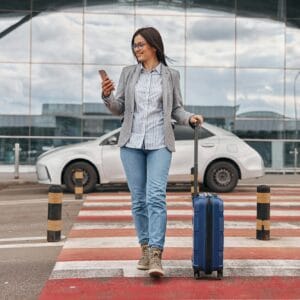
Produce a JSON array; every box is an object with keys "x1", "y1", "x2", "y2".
[{"x1": 131, "y1": 27, "x2": 168, "y2": 66}]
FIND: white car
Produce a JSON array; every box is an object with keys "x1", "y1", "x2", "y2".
[{"x1": 36, "y1": 123, "x2": 264, "y2": 193}]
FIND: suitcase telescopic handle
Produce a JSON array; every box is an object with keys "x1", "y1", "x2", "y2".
[{"x1": 193, "y1": 123, "x2": 200, "y2": 196}]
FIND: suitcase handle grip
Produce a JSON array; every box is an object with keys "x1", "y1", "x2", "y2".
[{"x1": 193, "y1": 124, "x2": 200, "y2": 196}]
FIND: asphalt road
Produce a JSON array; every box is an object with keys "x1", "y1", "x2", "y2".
[{"x1": 0, "y1": 183, "x2": 83, "y2": 300}]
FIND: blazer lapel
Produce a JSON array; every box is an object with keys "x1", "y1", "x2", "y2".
[
  {"x1": 127, "y1": 64, "x2": 141, "y2": 110},
  {"x1": 162, "y1": 64, "x2": 171, "y2": 113}
]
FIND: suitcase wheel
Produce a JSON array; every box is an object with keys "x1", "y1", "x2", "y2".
[
  {"x1": 217, "y1": 269, "x2": 223, "y2": 280},
  {"x1": 194, "y1": 270, "x2": 201, "y2": 280}
]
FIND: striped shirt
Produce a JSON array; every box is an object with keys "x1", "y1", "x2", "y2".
[{"x1": 125, "y1": 63, "x2": 165, "y2": 150}]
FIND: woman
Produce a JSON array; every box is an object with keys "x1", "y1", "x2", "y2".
[{"x1": 101, "y1": 27, "x2": 203, "y2": 277}]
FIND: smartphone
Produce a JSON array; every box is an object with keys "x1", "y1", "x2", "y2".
[{"x1": 98, "y1": 69, "x2": 107, "y2": 81}]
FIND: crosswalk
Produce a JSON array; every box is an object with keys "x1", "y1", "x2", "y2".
[{"x1": 39, "y1": 187, "x2": 300, "y2": 299}]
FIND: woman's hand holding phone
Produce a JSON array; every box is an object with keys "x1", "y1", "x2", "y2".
[{"x1": 99, "y1": 70, "x2": 115, "y2": 97}]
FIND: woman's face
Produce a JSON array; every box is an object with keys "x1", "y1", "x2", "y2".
[{"x1": 133, "y1": 34, "x2": 157, "y2": 63}]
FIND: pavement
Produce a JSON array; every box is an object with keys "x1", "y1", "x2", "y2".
[
  {"x1": 1, "y1": 169, "x2": 300, "y2": 299},
  {"x1": 37, "y1": 187, "x2": 300, "y2": 299}
]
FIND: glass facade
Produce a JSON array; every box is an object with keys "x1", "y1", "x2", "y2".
[{"x1": 0, "y1": 0, "x2": 300, "y2": 171}]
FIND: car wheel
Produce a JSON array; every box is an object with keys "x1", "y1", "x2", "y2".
[
  {"x1": 205, "y1": 161, "x2": 238, "y2": 193},
  {"x1": 63, "y1": 161, "x2": 98, "y2": 193}
]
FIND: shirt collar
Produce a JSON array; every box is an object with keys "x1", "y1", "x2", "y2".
[{"x1": 140, "y1": 63, "x2": 162, "y2": 74}]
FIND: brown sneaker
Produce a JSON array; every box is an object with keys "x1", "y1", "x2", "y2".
[
  {"x1": 137, "y1": 244, "x2": 150, "y2": 270},
  {"x1": 148, "y1": 247, "x2": 164, "y2": 277}
]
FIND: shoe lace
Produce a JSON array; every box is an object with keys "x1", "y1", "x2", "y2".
[{"x1": 151, "y1": 250, "x2": 161, "y2": 265}]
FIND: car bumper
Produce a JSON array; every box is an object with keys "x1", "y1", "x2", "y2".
[
  {"x1": 240, "y1": 154, "x2": 265, "y2": 179},
  {"x1": 36, "y1": 163, "x2": 51, "y2": 184}
]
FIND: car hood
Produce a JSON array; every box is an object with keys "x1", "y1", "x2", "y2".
[{"x1": 37, "y1": 128, "x2": 120, "y2": 160}]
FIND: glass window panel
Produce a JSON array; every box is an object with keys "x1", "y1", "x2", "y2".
[
  {"x1": 32, "y1": 12, "x2": 82, "y2": 63},
  {"x1": 237, "y1": 0, "x2": 285, "y2": 20},
  {"x1": 31, "y1": 64, "x2": 82, "y2": 136},
  {"x1": 286, "y1": 20, "x2": 300, "y2": 68},
  {"x1": 236, "y1": 69, "x2": 284, "y2": 117},
  {"x1": 0, "y1": 1, "x2": 31, "y2": 10},
  {"x1": 0, "y1": 12, "x2": 30, "y2": 62},
  {"x1": 84, "y1": 14, "x2": 134, "y2": 65},
  {"x1": 135, "y1": 15, "x2": 185, "y2": 65},
  {"x1": 237, "y1": 17, "x2": 284, "y2": 68},
  {"x1": 287, "y1": 0, "x2": 300, "y2": 19},
  {"x1": 85, "y1": 0, "x2": 134, "y2": 14},
  {"x1": 0, "y1": 64, "x2": 30, "y2": 116},
  {"x1": 186, "y1": 0, "x2": 235, "y2": 16},
  {"x1": 245, "y1": 141, "x2": 272, "y2": 168},
  {"x1": 83, "y1": 118, "x2": 121, "y2": 137},
  {"x1": 84, "y1": 65, "x2": 124, "y2": 104},
  {"x1": 33, "y1": 0, "x2": 84, "y2": 12},
  {"x1": 285, "y1": 69, "x2": 300, "y2": 120},
  {"x1": 136, "y1": 0, "x2": 185, "y2": 15},
  {"x1": 0, "y1": 138, "x2": 30, "y2": 164},
  {"x1": 284, "y1": 142, "x2": 300, "y2": 168},
  {"x1": 186, "y1": 17, "x2": 235, "y2": 67},
  {"x1": 186, "y1": 67, "x2": 235, "y2": 106}
]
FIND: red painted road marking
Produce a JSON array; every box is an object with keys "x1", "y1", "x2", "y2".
[
  {"x1": 68, "y1": 228, "x2": 300, "y2": 238},
  {"x1": 39, "y1": 277, "x2": 300, "y2": 300},
  {"x1": 76, "y1": 215, "x2": 300, "y2": 222},
  {"x1": 57, "y1": 247, "x2": 300, "y2": 261}
]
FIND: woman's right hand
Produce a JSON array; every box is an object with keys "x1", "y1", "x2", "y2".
[{"x1": 101, "y1": 77, "x2": 115, "y2": 97}]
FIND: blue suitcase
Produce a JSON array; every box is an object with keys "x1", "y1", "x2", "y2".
[{"x1": 191, "y1": 125, "x2": 224, "y2": 279}]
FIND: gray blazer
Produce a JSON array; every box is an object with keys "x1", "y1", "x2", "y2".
[{"x1": 102, "y1": 63, "x2": 194, "y2": 152}]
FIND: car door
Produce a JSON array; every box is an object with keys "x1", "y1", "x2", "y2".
[
  {"x1": 101, "y1": 132, "x2": 125, "y2": 182},
  {"x1": 169, "y1": 125, "x2": 218, "y2": 182}
]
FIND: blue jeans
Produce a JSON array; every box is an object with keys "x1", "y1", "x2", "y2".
[{"x1": 120, "y1": 146, "x2": 172, "y2": 250}]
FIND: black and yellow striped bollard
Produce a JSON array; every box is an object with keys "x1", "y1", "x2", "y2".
[
  {"x1": 256, "y1": 185, "x2": 271, "y2": 240},
  {"x1": 75, "y1": 168, "x2": 84, "y2": 200},
  {"x1": 47, "y1": 185, "x2": 63, "y2": 242}
]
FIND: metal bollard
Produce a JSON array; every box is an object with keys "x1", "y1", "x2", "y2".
[
  {"x1": 47, "y1": 185, "x2": 63, "y2": 242},
  {"x1": 14, "y1": 143, "x2": 20, "y2": 179},
  {"x1": 256, "y1": 185, "x2": 271, "y2": 240},
  {"x1": 74, "y1": 169, "x2": 83, "y2": 199}
]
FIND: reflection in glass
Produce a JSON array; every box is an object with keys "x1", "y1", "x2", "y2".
[
  {"x1": 0, "y1": 12, "x2": 30, "y2": 62},
  {"x1": 85, "y1": 0, "x2": 134, "y2": 14},
  {"x1": 0, "y1": 1, "x2": 31, "y2": 10},
  {"x1": 31, "y1": 64, "x2": 82, "y2": 137},
  {"x1": 187, "y1": 17, "x2": 235, "y2": 66},
  {"x1": 287, "y1": 0, "x2": 300, "y2": 19},
  {"x1": 237, "y1": 0, "x2": 285, "y2": 20},
  {"x1": 186, "y1": 0, "x2": 235, "y2": 16},
  {"x1": 84, "y1": 65, "x2": 124, "y2": 103},
  {"x1": 237, "y1": 17, "x2": 284, "y2": 68},
  {"x1": 285, "y1": 69, "x2": 300, "y2": 120},
  {"x1": 83, "y1": 118, "x2": 121, "y2": 137},
  {"x1": 186, "y1": 67, "x2": 234, "y2": 106},
  {"x1": 33, "y1": 0, "x2": 84, "y2": 12},
  {"x1": 85, "y1": 14, "x2": 134, "y2": 65},
  {"x1": 236, "y1": 69, "x2": 284, "y2": 116},
  {"x1": 0, "y1": 64, "x2": 30, "y2": 115},
  {"x1": 32, "y1": 12, "x2": 82, "y2": 63},
  {"x1": 136, "y1": 0, "x2": 185, "y2": 15},
  {"x1": 135, "y1": 15, "x2": 185, "y2": 65},
  {"x1": 286, "y1": 20, "x2": 300, "y2": 68}
]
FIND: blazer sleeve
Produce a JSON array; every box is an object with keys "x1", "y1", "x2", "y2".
[
  {"x1": 102, "y1": 67, "x2": 126, "y2": 116},
  {"x1": 171, "y1": 70, "x2": 194, "y2": 126}
]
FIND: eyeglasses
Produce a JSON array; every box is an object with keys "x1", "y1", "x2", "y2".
[{"x1": 133, "y1": 42, "x2": 146, "y2": 50}]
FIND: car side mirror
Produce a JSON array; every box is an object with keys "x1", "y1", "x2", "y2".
[{"x1": 107, "y1": 136, "x2": 117, "y2": 145}]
